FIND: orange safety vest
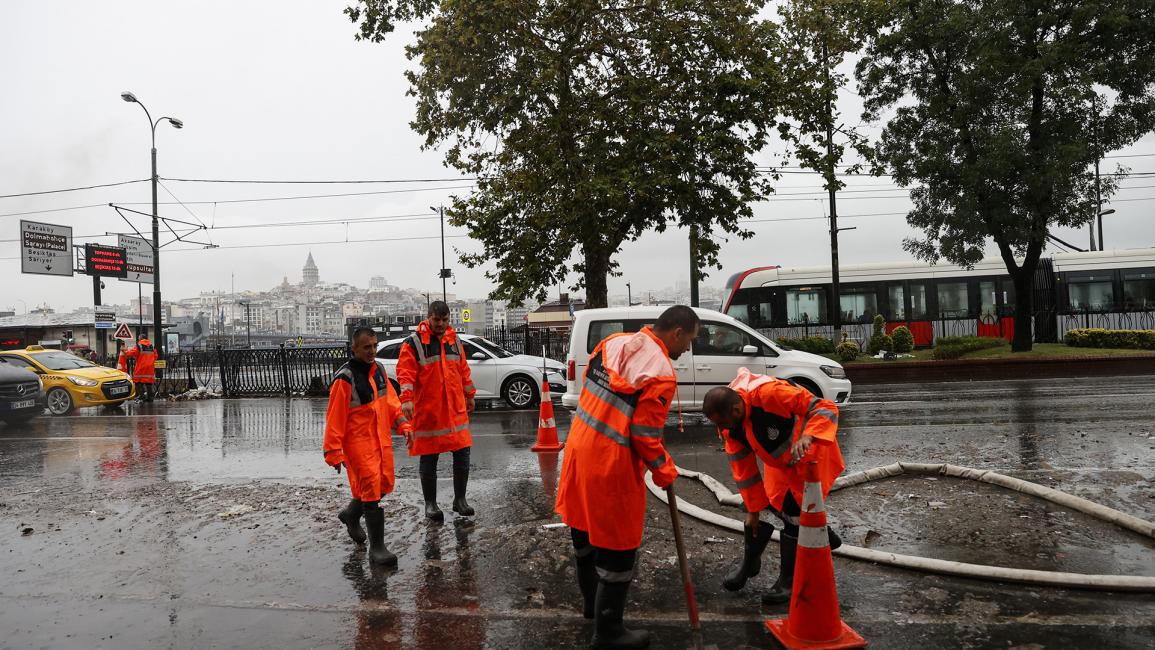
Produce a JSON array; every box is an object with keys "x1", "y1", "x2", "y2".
[
  {"x1": 118, "y1": 339, "x2": 157, "y2": 383},
  {"x1": 555, "y1": 327, "x2": 679, "y2": 551},
  {"x1": 323, "y1": 358, "x2": 411, "y2": 502},
  {"x1": 396, "y1": 321, "x2": 477, "y2": 456},
  {"x1": 719, "y1": 367, "x2": 844, "y2": 513}
]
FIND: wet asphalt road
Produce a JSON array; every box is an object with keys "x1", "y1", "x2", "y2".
[{"x1": 1, "y1": 375, "x2": 1153, "y2": 649}]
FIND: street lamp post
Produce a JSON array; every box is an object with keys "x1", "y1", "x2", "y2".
[
  {"x1": 626, "y1": 283, "x2": 632, "y2": 307},
  {"x1": 121, "y1": 91, "x2": 182, "y2": 369}
]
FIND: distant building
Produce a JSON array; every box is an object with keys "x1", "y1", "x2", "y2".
[
  {"x1": 302, "y1": 252, "x2": 320, "y2": 288},
  {"x1": 528, "y1": 294, "x2": 585, "y2": 332}
]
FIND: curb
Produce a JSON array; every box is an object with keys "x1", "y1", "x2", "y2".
[{"x1": 845, "y1": 353, "x2": 1155, "y2": 385}]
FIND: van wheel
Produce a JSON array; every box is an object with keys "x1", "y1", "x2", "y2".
[
  {"x1": 502, "y1": 375, "x2": 539, "y2": 410},
  {"x1": 792, "y1": 379, "x2": 822, "y2": 400},
  {"x1": 46, "y1": 388, "x2": 74, "y2": 416}
]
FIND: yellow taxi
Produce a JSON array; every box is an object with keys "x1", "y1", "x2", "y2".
[{"x1": 0, "y1": 346, "x2": 136, "y2": 415}]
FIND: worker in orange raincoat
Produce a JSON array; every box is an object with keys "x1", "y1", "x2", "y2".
[
  {"x1": 555, "y1": 305, "x2": 699, "y2": 650},
  {"x1": 397, "y1": 301, "x2": 477, "y2": 522},
  {"x1": 118, "y1": 336, "x2": 158, "y2": 402},
  {"x1": 323, "y1": 327, "x2": 411, "y2": 566},
  {"x1": 702, "y1": 367, "x2": 844, "y2": 606}
]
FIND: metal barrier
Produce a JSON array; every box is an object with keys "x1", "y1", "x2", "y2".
[
  {"x1": 156, "y1": 344, "x2": 348, "y2": 397},
  {"x1": 477, "y1": 326, "x2": 568, "y2": 361}
]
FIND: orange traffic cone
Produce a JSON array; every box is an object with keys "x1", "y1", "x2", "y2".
[
  {"x1": 765, "y1": 461, "x2": 866, "y2": 650},
  {"x1": 536, "y1": 449, "x2": 560, "y2": 500},
  {"x1": 531, "y1": 378, "x2": 564, "y2": 452}
]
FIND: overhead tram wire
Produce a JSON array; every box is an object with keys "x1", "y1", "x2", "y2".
[
  {"x1": 161, "y1": 176, "x2": 478, "y2": 184},
  {"x1": 164, "y1": 233, "x2": 472, "y2": 253},
  {"x1": 0, "y1": 178, "x2": 148, "y2": 200}
]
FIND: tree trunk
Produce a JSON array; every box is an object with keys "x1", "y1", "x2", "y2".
[
  {"x1": 1010, "y1": 264, "x2": 1036, "y2": 352},
  {"x1": 582, "y1": 242, "x2": 610, "y2": 309}
]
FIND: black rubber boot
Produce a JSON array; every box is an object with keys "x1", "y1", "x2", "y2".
[
  {"x1": 591, "y1": 580, "x2": 650, "y2": 649},
  {"x1": 762, "y1": 533, "x2": 797, "y2": 606},
  {"x1": 722, "y1": 520, "x2": 774, "y2": 591},
  {"x1": 362, "y1": 504, "x2": 397, "y2": 567},
  {"x1": 420, "y1": 472, "x2": 444, "y2": 522},
  {"x1": 337, "y1": 498, "x2": 366, "y2": 545},
  {"x1": 828, "y1": 526, "x2": 842, "y2": 551},
  {"x1": 576, "y1": 552, "x2": 598, "y2": 619},
  {"x1": 451, "y1": 464, "x2": 475, "y2": 517}
]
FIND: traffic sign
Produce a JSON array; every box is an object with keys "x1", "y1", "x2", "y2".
[
  {"x1": 95, "y1": 307, "x2": 117, "y2": 330},
  {"x1": 20, "y1": 220, "x2": 73, "y2": 277},
  {"x1": 462, "y1": 308, "x2": 471, "y2": 323},
  {"x1": 117, "y1": 234, "x2": 154, "y2": 284},
  {"x1": 84, "y1": 244, "x2": 128, "y2": 278},
  {"x1": 113, "y1": 323, "x2": 135, "y2": 340}
]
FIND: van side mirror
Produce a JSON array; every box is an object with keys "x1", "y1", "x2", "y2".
[{"x1": 742, "y1": 344, "x2": 759, "y2": 355}]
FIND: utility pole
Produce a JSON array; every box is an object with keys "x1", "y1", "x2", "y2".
[
  {"x1": 435, "y1": 205, "x2": 448, "y2": 302},
  {"x1": 1093, "y1": 96, "x2": 1104, "y2": 251},
  {"x1": 822, "y1": 36, "x2": 842, "y2": 341},
  {"x1": 92, "y1": 276, "x2": 105, "y2": 360},
  {"x1": 689, "y1": 225, "x2": 700, "y2": 308},
  {"x1": 626, "y1": 282, "x2": 632, "y2": 307}
]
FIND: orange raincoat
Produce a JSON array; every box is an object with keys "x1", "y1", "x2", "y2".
[
  {"x1": 396, "y1": 321, "x2": 476, "y2": 456},
  {"x1": 720, "y1": 367, "x2": 844, "y2": 513},
  {"x1": 118, "y1": 339, "x2": 157, "y2": 383},
  {"x1": 323, "y1": 358, "x2": 410, "y2": 502},
  {"x1": 555, "y1": 327, "x2": 679, "y2": 551}
]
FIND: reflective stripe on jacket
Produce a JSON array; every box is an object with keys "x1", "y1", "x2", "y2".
[
  {"x1": 323, "y1": 358, "x2": 411, "y2": 502},
  {"x1": 555, "y1": 327, "x2": 679, "y2": 551},
  {"x1": 396, "y1": 320, "x2": 476, "y2": 456},
  {"x1": 720, "y1": 367, "x2": 843, "y2": 512}
]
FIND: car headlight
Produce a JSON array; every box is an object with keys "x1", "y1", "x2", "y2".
[
  {"x1": 68, "y1": 376, "x2": 99, "y2": 387},
  {"x1": 820, "y1": 365, "x2": 846, "y2": 379}
]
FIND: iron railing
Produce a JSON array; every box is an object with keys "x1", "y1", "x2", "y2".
[{"x1": 154, "y1": 344, "x2": 349, "y2": 397}]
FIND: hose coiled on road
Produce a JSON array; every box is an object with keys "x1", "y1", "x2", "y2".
[{"x1": 645, "y1": 461, "x2": 1155, "y2": 592}]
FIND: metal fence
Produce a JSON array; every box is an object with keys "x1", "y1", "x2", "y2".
[
  {"x1": 477, "y1": 325, "x2": 569, "y2": 362},
  {"x1": 155, "y1": 344, "x2": 349, "y2": 397}
]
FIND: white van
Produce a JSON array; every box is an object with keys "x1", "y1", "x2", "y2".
[{"x1": 561, "y1": 306, "x2": 852, "y2": 411}]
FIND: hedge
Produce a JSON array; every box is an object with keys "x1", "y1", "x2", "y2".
[
  {"x1": 932, "y1": 335, "x2": 1009, "y2": 360},
  {"x1": 1064, "y1": 328, "x2": 1155, "y2": 350},
  {"x1": 836, "y1": 339, "x2": 860, "y2": 363},
  {"x1": 777, "y1": 335, "x2": 836, "y2": 354}
]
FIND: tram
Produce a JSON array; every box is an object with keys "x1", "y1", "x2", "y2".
[{"x1": 720, "y1": 248, "x2": 1155, "y2": 347}]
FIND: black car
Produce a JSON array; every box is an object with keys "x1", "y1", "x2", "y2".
[{"x1": 0, "y1": 357, "x2": 44, "y2": 425}]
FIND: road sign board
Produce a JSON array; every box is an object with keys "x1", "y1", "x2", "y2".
[
  {"x1": 95, "y1": 307, "x2": 117, "y2": 330},
  {"x1": 117, "y1": 234, "x2": 154, "y2": 284},
  {"x1": 462, "y1": 308, "x2": 471, "y2": 323},
  {"x1": 113, "y1": 323, "x2": 135, "y2": 340},
  {"x1": 20, "y1": 220, "x2": 73, "y2": 277},
  {"x1": 84, "y1": 244, "x2": 128, "y2": 278}
]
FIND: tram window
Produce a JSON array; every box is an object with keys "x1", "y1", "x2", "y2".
[
  {"x1": 979, "y1": 281, "x2": 997, "y2": 319},
  {"x1": 786, "y1": 288, "x2": 826, "y2": 325},
  {"x1": 910, "y1": 284, "x2": 929, "y2": 320},
  {"x1": 937, "y1": 282, "x2": 969, "y2": 317},
  {"x1": 887, "y1": 284, "x2": 906, "y2": 320},
  {"x1": 1123, "y1": 270, "x2": 1155, "y2": 310},
  {"x1": 1068, "y1": 273, "x2": 1115, "y2": 311},
  {"x1": 839, "y1": 289, "x2": 878, "y2": 324},
  {"x1": 725, "y1": 288, "x2": 774, "y2": 328}
]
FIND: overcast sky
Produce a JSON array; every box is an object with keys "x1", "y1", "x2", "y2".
[{"x1": 2, "y1": 1, "x2": 1152, "y2": 314}]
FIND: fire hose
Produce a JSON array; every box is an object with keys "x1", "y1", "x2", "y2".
[{"x1": 645, "y1": 461, "x2": 1155, "y2": 592}]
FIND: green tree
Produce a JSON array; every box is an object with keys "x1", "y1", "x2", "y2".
[
  {"x1": 856, "y1": 0, "x2": 1155, "y2": 351},
  {"x1": 346, "y1": 0, "x2": 780, "y2": 307}
]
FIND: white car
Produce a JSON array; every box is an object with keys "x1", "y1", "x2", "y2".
[
  {"x1": 562, "y1": 306, "x2": 852, "y2": 411},
  {"x1": 375, "y1": 333, "x2": 567, "y2": 409}
]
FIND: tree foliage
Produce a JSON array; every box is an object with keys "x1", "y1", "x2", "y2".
[
  {"x1": 856, "y1": 0, "x2": 1155, "y2": 350},
  {"x1": 346, "y1": 0, "x2": 780, "y2": 307}
]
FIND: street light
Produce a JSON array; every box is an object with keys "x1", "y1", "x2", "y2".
[
  {"x1": 122, "y1": 91, "x2": 181, "y2": 368},
  {"x1": 430, "y1": 205, "x2": 450, "y2": 302}
]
